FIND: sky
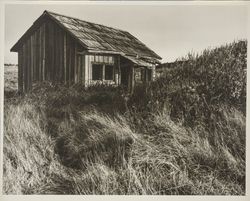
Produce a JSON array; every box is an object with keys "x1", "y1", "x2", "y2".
[{"x1": 4, "y1": 3, "x2": 247, "y2": 64}]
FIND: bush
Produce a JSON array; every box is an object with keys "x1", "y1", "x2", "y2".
[
  {"x1": 128, "y1": 40, "x2": 247, "y2": 125},
  {"x1": 3, "y1": 40, "x2": 246, "y2": 195}
]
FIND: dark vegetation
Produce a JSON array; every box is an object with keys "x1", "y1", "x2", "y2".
[{"x1": 3, "y1": 40, "x2": 247, "y2": 194}]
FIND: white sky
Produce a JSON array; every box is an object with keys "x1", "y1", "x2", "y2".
[{"x1": 4, "y1": 3, "x2": 247, "y2": 64}]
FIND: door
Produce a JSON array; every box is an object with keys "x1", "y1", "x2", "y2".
[{"x1": 120, "y1": 66, "x2": 129, "y2": 87}]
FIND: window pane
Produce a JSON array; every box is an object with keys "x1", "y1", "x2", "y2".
[
  {"x1": 105, "y1": 65, "x2": 114, "y2": 80},
  {"x1": 135, "y1": 68, "x2": 142, "y2": 82},
  {"x1": 92, "y1": 64, "x2": 103, "y2": 80}
]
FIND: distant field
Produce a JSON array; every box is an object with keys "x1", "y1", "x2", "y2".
[{"x1": 4, "y1": 65, "x2": 18, "y2": 93}]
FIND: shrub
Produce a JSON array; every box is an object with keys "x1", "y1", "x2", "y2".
[{"x1": 3, "y1": 40, "x2": 246, "y2": 195}]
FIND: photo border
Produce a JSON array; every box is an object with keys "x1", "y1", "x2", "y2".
[{"x1": 0, "y1": 1, "x2": 249, "y2": 201}]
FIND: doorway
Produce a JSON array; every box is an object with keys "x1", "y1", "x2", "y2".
[{"x1": 120, "y1": 66, "x2": 129, "y2": 88}]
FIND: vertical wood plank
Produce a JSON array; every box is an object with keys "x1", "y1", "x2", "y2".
[
  {"x1": 27, "y1": 38, "x2": 31, "y2": 91},
  {"x1": 23, "y1": 43, "x2": 26, "y2": 92},
  {"x1": 33, "y1": 31, "x2": 37, "y2": 81},
  {"x1": 78, "y1": 55, "x2": 81, "y2": 84},
  {"x1": 54, "y1": 24, "x2": 58, "y2": 81},
  {"x1": 30, "y1": 34, "x2": 34, "y2": 83},
  {"x1": 41, "y1": 25, "x2": 44, "y2": 82},
  {"x1": 64, "y1": 33, "x2": 67, "y2": 84},
  {"x1": 29, "y1": 37, "x2": 32, "y2": 90},
  {"x1": 35, "y1": 29, "x2": 39, "y2": 81},
  {"x1": 42, "y1": 23, "x2": 45, "y2": 81},
  {"x1": 77, "y1": 45, "x2": 81, "y2": 83},
  {"x1": 117, "y1": 55, "x2": 121, "y2": 85},
  {"x1": 78, "y1": 55, "x2": 81, "y2": 83},
  {"x1": 51, "y1": 22, "x2": 55, "y2": 81},
  {"x1": 37, "y1": 29, "x2": 40, "y2": 81},
  {"x1": 37, "y1": 27, "x2": 39, "y2": 81},
  {"x1": 25, "y1": 40, "x2": 28, "y2": 91},
  {"x1": 68, "y1": 38, "x2": 71, "y2": 85},
  {"x1": 44, "y1": 21, "x2": 47, "y2": 80},
  {"x1": 81, "y1": 55, "x2": 85, "y2": 84},
  {"x1": 85, "y1": 55, "x2": 88, "y2": 86},
  {"x1": 59, "y1": 29, "x2": 63, "y2": 82},
  {"x1": 72, "y1": 40, "x2": 75, "y2": 84},
  {"x1": 34, "y1": 26, "x2": 37, "y2": 82},
  {"x1": 46, "y1": 21, "x2": 50, "y2": 81},
  {"x1": 102, "y1": 64, "x2": 105, "y2": 81},
  {"x1": 18, "y1": 49, "x2": 23, "y2": 93},
  {"x1": 39, "y1": 26, "x2": 43, "y2": 81},
  {"x1": 27, "y1": 38, "x2": 32, "y2": 90},
  {"x1": 88, "y1": 55, "x2": 91, "y2": 82},
  {"x1": 56, "y1": 25, "x2": 60, "y2": 82},
  {"x1": 74, "y1": 41, "x2": 77, "y2": 83}
]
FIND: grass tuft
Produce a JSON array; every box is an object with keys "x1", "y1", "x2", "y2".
[{"x1": 3, "y1": 40, "x2": 246, "y2": 194}]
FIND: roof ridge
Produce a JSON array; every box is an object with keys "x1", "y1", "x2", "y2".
[
  {"x1": 11, "y1": 10, "x2": 162, "y2": 60},
  {"x1": 44, "y1": 10, "x2": 129, "y2": 34}
]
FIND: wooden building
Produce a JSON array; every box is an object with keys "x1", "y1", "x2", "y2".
[{"x1": 11, "y1": 10, "x2": 162, "y2": 93}]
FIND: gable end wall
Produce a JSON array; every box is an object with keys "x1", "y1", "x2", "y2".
[{"x1": 17, "y1": 17, "x2": 85, "y2": 92}]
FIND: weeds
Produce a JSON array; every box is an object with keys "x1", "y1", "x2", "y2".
[{"x1": 3, "y1": 40, "x2": 246, "y2": 194}]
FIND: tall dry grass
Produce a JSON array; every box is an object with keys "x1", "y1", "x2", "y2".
[{"x1": 3, "y1": 40, "x2": 246, "y2": 194}]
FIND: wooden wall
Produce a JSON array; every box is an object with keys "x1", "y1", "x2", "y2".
[
  {"x1": 17, "y1": 19, "x2": 80, "y2": 92},
  {"x1": 18, "y1": 23, "x2": 46, "y2": 92},
  {"x1": 45, "y1": 19, "x2": 78, "y2": 85},
  {"x1": 84, "y1": 54, "x2": 120, "y2": 86},
  {"x1": 16, "y1": 17, "x2": 154, "y2": 93}
]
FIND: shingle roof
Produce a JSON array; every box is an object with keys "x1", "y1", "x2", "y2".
[
  {"x1": 11, "y1": 10, "x2": 162, "y2": 66},
  {"x1": 46, "y1": 11, "x2": 161, "y2": 62}
]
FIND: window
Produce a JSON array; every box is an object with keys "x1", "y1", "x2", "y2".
[
  {"x1": 105, "y1": 65, "x2": 114, "y2": 80},
  {"x1": 92, "y1": 64, "x2": 103, "y2": 80},
  {"x1": 135, "y1": 68, "x2": 142, "y2": 82}
]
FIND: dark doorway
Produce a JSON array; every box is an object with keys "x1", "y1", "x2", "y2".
[
  {"x1": 148, "y1": 69, "x2": 152, "y2": 81},
  {"x1": 121, "y1": 66, "x2": 129, "y2": 87}
]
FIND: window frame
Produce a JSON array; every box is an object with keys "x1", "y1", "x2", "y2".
[
  {"x1": 104, "y1": 64, "x2": 114, "y2": 81},
  {"x1": 91, "y1": 62, "x2": 115, "y2": 81},
  {"x1": 92, "y1": 63, "x2": 103, "y2": 81}
]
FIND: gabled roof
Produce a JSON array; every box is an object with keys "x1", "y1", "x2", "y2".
[{"x1": 11, "y1": 10, "x2": 162, "y2": 65}]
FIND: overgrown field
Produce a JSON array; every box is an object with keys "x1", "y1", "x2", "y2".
[
  {"x1": 4, "y1": 65, "x2": 18, "y2": 98},
  {"x1": 3, "y1": 40, "x2": 247, "y2": 195}
]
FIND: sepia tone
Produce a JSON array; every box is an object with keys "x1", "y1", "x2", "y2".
[
  {"x1": 3, "y1": 3, "x2": 247, "y2": 195},
  {"x1": 11, "y1": 10, "x2": 161, "y2": 93}
]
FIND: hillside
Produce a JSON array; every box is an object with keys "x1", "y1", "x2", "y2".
[{"x1": 3, "y1": 40, "x2": 247, "y2": 195}]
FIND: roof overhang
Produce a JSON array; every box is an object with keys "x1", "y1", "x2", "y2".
[
  {"x1": 78, "y1": 49, "x2": 161, "y2": 68},
  {"x1": 11, "y1": 10, "x2": 163, "y2": 63},
  {"x1": 122, "y1": 55, "x2": 160, "y2": 68}
]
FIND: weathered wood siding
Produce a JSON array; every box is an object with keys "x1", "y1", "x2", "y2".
[
  {"x1": 18, "y1": 23, "x2": 46, "y2": 92},
  {"x1": 84, "y1": 54, "x2": 120, "y2": 86},
  {"x1": 45, "y1": 19, "x2": 77, "y2": 85},
  {"x1": 17, "y1": 19, "x2": 81, "y2": 92},
  {"x1": 16, "y1": 17, "x2": 155, "y2": 93}
]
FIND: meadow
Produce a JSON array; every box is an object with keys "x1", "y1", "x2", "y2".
[{"x1": 3, "y1": 40, "x2": 247, "y2": 195}]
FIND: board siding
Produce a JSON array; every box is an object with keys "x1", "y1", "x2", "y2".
[
  {"x1": 18, "y1": 49, "x2": 23, "y2": 92},
  {"x1": 16, "y1": 17, "x2": 141, "y2": 93}
]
